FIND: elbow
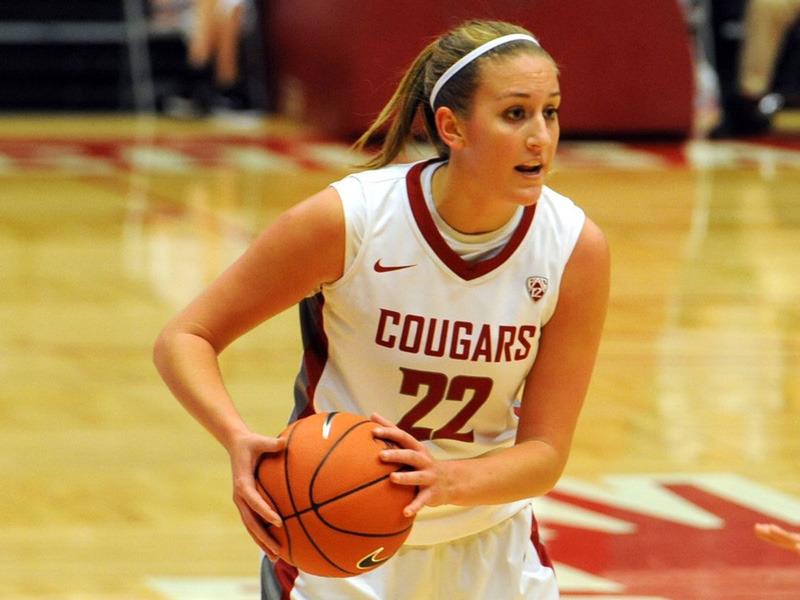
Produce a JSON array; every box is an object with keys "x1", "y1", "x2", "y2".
[
  {"x1": 153, "y1": 320, "x2": 187, "y2": 376},
  {"x1": 542, "y1": 446, "x2": 570, "y2": 494},
  {"x1": 152, "y1": 325, "x2": 172, "y2": 376},
  {"x1": 525, "y1": 440, "x2": 569, "y2": 497},
  {"x1": 539, "y1": 462, "x2": 566, "y2": 496},
  {"x1": 152, "y1": 319, "x2": 221, "y2": 375}
]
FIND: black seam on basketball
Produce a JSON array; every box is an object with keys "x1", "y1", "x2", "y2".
[
  {"x1": 253, "y1": 476, "x2": 283, "y2": 517},
  {"x1": 283, "y1": 422, "x2": 301, "y2": 515},
  {"x1": 282, "y1": 422, "x2": 305, "y2": 566},
  {"x1": 255, "y1": 447, "x2": 296, "y2": 561},
  {"x1": 312, "y1": 472, "x2": 413, "y2": 537},
  {"x1": 280, "y1": 470, "x2": 412, "y2": 537},
  {"x1": 293, "y1": 511, "x2": 359, "y2": 576},
  {"x1": 317, "y1": 517, "x2": 414, "y2": 538},
  {"x1": 307, "y1": 418, "x2": 413, "y2": 537},
  {"x1": 308, "y1": 419, "x2": 373, "y2": 499},
  {"x1": 285, "y1": 413, "x2": 360, "y2": 575},
  {"x1": 313, "y1": 418, "x2": 372, "y2": 477},
  {"x1": 308, "y1": 419, "x2": 375, "y2": 512},
  {"x1": 254, "y1": 477, "x2": 297, "y2": 560}
]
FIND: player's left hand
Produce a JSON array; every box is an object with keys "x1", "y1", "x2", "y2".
[{"x1": 370, "y1": 412, "x2": 453, "y2": 517}]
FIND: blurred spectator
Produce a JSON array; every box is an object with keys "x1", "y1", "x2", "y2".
[
  {"x1": 157, "y1": 0, "x2": 255, "y2": 117},
  {"x1": 711, "y1": 0, "x2": 800, "y2": 138},
  {"x1": 188, "y1": 0, "x2": 246, "y2": 92}
]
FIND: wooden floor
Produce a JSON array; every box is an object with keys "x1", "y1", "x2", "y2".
[{"x1": 2, "y1": 113, "x2": 800, "y2": 600}]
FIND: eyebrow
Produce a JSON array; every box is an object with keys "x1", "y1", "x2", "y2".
[{"x1": 497, "y1": 90, "x2": 561, "y2": 100}]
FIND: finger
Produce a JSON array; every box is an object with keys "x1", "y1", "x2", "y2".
[
  {"x1": 242, "y1": 473, "x2": 284, "y2": 528},
  {"x1": 763, "y1": 524, "x2": 788, "y2": 535},
  {"x1": 240, "y1": 505, "x2": 282, "y2": 553},
  {"x1": 403, "y1": 487, "x2": 434, "y2": 518},
  {"x1": 246, "y1": 526, "x2": 280, "y2": 557},
  {"x1": 264, "y1": 548, "x2": 280, "y2": 563},
  {"x1": 754, "y1": 525, "x2": 772, "y2": 540},
  {"x1": 267, "y1": 436, "x2": 288, "y2": 452},
  {"x1": 381, "y1": 448, "x2": 432, "y2": 473},
  {"x1": 755, "y1": 524, "x2": 787, "y2": 543},
  {"x1": 761, "y1": 526, "x2": 792, "y2": 542},
  {"x1": 758, "y1": 531, "x2": 797, "y2": 550},
  {"x1": 373, "y1": 424, "x2": 426, "y2": 452},
  {"x1": 254, "y1": 437, "x2": 288, "y2": 463},
  {"x1": 370, "y1": 412, "x2": 396, "y2": 427},
  {"x1": 390, "y1": 467, "x2": 435, "y2": 488},
  {"x1": 246, "y1": 485, "x2": 283, "y2": 528},
  {"x1": 238, "y1": 504, "x2": 283, "y2": 556},
  {"x1": 755, "y1": 530, "x2": 774, "y2": 543}
]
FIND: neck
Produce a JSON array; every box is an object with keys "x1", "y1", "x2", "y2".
[{"x1": 431, "y1": 162, "x2": 520, "y2": 234}]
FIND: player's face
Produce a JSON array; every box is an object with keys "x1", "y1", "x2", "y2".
[{"x1": 457, "y1": 52, "x2": 560, "y2": 207}]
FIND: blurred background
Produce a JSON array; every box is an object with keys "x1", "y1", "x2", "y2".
[
  {"x1": 0, "y1": 0, "x2": 797, "y2": 135},
  {"x1": 1, "y1": 1, "x2": 799, "y2": 599}
]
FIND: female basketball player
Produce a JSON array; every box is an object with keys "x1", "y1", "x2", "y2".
[{"x1": 154, "y1": 19, "x2": 610, "y2": 599}]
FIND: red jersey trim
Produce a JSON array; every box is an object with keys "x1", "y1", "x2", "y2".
[
  {"x1": 530, "y1": 511, "x2": 554, "y2": 570},
  {"x1": 274, "y1": 559, "x2": 299, "y2": 600},
  {"x1": 406, "y1": 160, "x2": 536, "y2": 282}
]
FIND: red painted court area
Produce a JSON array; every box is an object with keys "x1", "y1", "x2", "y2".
[{"x1": 537, "y1": 475, "x2": 800, "y2": 600}]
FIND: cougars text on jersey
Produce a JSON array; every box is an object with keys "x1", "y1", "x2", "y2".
[{"x1": 374, "y1": 308, "x2": 537, "y2": 363}]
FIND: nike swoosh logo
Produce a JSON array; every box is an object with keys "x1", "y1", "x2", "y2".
[
  {"x1": 374, "y1": 259, "x2": 416, "y2": 273},
  {"x1": 357, "y1": 547, "x2": 391, "y2": 570}
]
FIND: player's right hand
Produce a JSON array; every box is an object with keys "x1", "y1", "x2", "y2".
[{"x1": 227, "y1": 431, "x2": 287, "y2": 558}]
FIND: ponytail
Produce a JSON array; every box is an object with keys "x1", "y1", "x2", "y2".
[
  {"x1": 352, "y1": 20, "x2": 550, "y2": 170},
  {"x1": 352, "y1": 39, "x2": 440, "y2": 169}
]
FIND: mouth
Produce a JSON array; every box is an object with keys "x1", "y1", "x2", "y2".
[{"x1": 515, "y1": 163, "x2": 544, "y2": 176}]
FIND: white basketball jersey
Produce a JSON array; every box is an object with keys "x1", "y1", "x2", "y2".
[{"x1": 291, "y1": 159, "x2": 585, "y2": 545}]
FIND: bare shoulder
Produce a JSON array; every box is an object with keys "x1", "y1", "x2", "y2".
[
  {"x1": 274, "y1": 186, "x2": 344, "y2": 241},
  {"x1": 572, "y1": 216, "x2": 610, "y2": 270},
  {"x1": 157, "y1": 185, "x2": 347, "y2": 350},
  {"x1": 249, "y1": 185, "x2": 346, "y2": 284},
  {"x1": 558, "y1": 216, "x2": 610, "y2": 311}
]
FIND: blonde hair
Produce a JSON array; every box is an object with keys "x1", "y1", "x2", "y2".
[{"x1": 352, "y1": 20, "x2": 554, "y2": 169}]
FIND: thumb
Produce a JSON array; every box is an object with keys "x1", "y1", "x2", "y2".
[{"x1": 253, "y1": 435, "x2": 287, "y2": 458}]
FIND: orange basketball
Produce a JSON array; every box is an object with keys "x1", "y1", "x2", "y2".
[{"x1": 255, "y1": 412, "x2": 416, "y2": 577}]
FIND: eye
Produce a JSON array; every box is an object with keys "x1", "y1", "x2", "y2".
[
  {"x1": 504, "y1": 106, "x2": 527, "y2": 121},
  {"x1": 544, "y1": 106, "x2": 560, "y2": 120}
]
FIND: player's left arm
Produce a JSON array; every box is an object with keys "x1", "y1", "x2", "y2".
[
  {"x1": 376, "y1": 217, "x2": 609, "y2": 512},
  {"x1": 510, "y1": 215, "x2": 610, "y2": 493}
]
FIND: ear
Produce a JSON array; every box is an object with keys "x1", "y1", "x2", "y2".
[{"x1": 434, "y1": 106, "x2": 467, "y2": 152}]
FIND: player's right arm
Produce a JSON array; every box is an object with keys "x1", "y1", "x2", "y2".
[{"x1": 153, "y1": 186, "x2": 345, "y2": 557}]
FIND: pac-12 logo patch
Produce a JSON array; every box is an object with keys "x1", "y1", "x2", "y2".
[{"x1": 526, "y1": 276, "x2": 548, "y2": 302}]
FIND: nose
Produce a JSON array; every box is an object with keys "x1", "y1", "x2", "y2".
[{"x1": 525, "y1": 116, "x2": 551, "y2": 149}]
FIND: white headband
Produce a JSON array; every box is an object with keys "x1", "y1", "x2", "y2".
[{"x1": 429, "y1": 33, "x2": 541, "y2": 108}]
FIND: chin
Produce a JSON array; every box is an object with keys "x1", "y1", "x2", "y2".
[{"x1": 513, "y1": 186, "x2": 543, "y2": 207}]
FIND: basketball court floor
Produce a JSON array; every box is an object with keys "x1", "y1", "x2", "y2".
[{"x1": 1, "y1": 111, "x2": 799, "y2": 599}]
